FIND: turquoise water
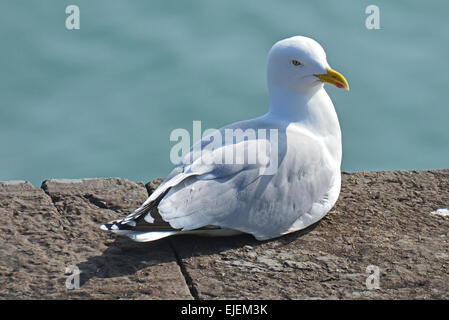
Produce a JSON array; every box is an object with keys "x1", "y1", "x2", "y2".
[{"x1": 1, "y1": 0, "x2": 448, "y2": 186}]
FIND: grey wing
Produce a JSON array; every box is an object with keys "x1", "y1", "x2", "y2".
[
  {"x1": 101, "y1": 135, "x2": 274, "y2": 235},
  {"x1": 155, "y1": 137, "x2": 273, "y2": 226},
  {"x1": 158, "y1": 139, "x2": 338, "y2": 240}
]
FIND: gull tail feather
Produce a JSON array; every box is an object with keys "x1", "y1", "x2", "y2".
[
  {"x1": 100, "y1": 178, "x2": 244, "y2": 242},
  {"x1": 100, "y1": 186, "x2": 182, "y2": 242},
  {"x1": 100, "y1": 219, "x2": 181, "y2": 242}
]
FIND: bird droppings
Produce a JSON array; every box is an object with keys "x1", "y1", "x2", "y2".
[{"x1": 430, "y1": 208, "x2": 449, "y2": 217}]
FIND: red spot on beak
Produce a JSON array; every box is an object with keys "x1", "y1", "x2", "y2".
[{"x1": 336, "y1": 83, "x2": 344, "y2": 89}]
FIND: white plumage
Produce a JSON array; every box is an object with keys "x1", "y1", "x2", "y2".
[{"x1": 101, "y1": 36, "x2": 349, "y2": 242}]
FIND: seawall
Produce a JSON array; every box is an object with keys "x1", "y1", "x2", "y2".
[{"x1": 0, "y1": 170, "x2": 448, "y2": 299}]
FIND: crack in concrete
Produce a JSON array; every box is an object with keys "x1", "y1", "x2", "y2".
[
  {"x1": 143, "y1": 182, "x2": 198, "y2": 300},
  {"x1": 169, "y1": 239, "x2": 199, "y2": 300},
  {"x1": 40, "y1": 184, "x2": 74, "y2": 233},
  {"x1": 82, "y1": 193, "x2": 109, "y2": 209}
]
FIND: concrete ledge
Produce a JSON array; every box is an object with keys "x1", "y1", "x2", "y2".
[{"x1": 0, "y1": 170, "x2": 448, "y2": 299}]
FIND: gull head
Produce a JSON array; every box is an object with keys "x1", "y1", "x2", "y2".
[{"x1": 267, "y1": 36, "x2": 349, "y2": 95}]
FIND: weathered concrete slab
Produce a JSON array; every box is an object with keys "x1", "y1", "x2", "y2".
[
  {"x1": 1, "y1": 171, "x2": 448, "y2": 299},
  {"x1": 0, "y1": 178, "x2": 192, "y2": 299},
  {"x1": 0, "y1": 181, "x2": 67, "y2": 298},
  {"x1": 170, "y1": 170, "x2": 449, "y2": 299}
]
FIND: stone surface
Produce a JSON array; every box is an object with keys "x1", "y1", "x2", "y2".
[
  {"x1": 170, "y1": 170, "x2": 449, "y2": 299},
  {"x1": 0, "y1": 178, "x2": 192, "y2": 299},
  {"x1": 0, "y1": 181, "x2": 66, "y2": 298},
  {"x1": 0, "y1": 170, "x2": 448, "y2": 299}
]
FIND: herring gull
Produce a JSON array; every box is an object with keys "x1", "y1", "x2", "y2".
[{"x1": 101, "y1": 36, "x2": 349, "y2": 242}]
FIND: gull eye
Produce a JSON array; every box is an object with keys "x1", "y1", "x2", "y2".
[{"x1": 291, "y1": 59, "x2": 302, "y2": 66}]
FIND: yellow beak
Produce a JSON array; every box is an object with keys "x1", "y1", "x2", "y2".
[{"x1": 314, "y1": 67, "x2": 349, "y2": 91}]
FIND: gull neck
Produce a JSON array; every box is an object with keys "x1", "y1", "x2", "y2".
[
  {"x1": 267, "y1": 85, "x2": 323, "y2": 123},
  {"x1": 266, "y1": 85, "x2": 342, "y2": 163}
]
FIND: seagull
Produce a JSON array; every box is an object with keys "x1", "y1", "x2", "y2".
[{"x1": 101, "y1": 36, "x2": 349, "y2": 242}]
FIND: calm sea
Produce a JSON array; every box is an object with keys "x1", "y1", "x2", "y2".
[{"x1": 1, "y1": 0, "x2": 448, "y2": 186}]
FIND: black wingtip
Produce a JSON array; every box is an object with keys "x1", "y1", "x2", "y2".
[{"x1": 100, "y1": 219, "x2": 138, "y2": 231}]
